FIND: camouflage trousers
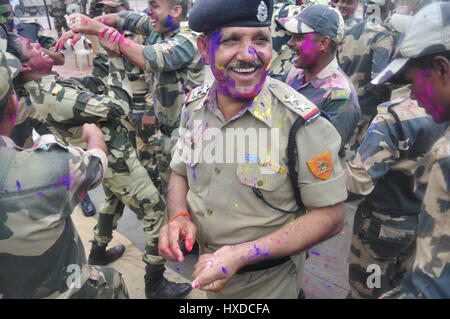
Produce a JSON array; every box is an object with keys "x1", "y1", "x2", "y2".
[
  {"x1": 348, "y1": 113, "x2": 374, "y2": 159},
  {"x1": 93, "y1": 147, "x2": 168, "y2": 266},
  {"x1": 348, "y1": 200, "x2": 418, "y2": 299},
  {"x1": 154, "y1": 129, "x2": 177, "y2": 195},
  {"x1": 71, "y1": 266, "x2": 129, "y2": 299},
  {"x1": 53, "y1": 17, "x2": 69, "y2": 38},
  {"x1": 121, "y1": 108, "x2": 161, "y2": 190}
]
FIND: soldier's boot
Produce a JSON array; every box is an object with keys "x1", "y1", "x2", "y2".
[
  {"x1": 144, "y1": 264, "x2": 192, "y2": 299},
  {"x1": 81, "y1": 194, "x2": 96, "y2": 217},
  {"x1": 88, "y1": 242, "x2": 126, "y2": 266}
]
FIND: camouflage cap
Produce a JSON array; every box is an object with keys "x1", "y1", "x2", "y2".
[
  {"x1": 276, "y1": 4, "x2": 344, "y2": 42},
  {"x1": 0, "y1": 50, "x2": 20, "y2": 106},
  {"x1": 372, "y1": 2, "x2": 450, "y2": 85},
  {"x1": 95, "y1": 0, "x2": 129, "y2": 8}
]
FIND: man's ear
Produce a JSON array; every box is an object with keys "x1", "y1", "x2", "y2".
[
  {"x1": 197, "y1": 36, "x2": 210, "y2": 65},
  {"x1": 319, "y1": 36, "x2": 332, "y2": 53},
  {"x1": 171, "y1": 5, "x2": 183, "y2": 20},
  {"x1": 20, "y1": 62, "x2": 32, "y2": 73},
  {"x1": 432, "y1": 55, "x2": 450, "y2": 84}
]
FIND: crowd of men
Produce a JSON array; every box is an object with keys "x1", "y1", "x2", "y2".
[{"x1": 0, "y1": 0, "x2": 449, "y2": 299}]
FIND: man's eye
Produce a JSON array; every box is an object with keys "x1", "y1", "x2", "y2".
[{"x1": 221, "y1": 37, "x2": 239, "y2": 44}]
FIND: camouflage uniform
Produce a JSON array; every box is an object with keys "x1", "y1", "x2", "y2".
[
  {"x1": 23, "y1": 57, "x2": 168, "y2": 267},
  {"x1": 381, "y1": 126, "x2": 450, "y2": 299},
  {"x1": 11, "y1": 87, "x2": 52, "y2": 148},
  {"x1": 285, "y1": 57, "x2": 360, "y2": 152},
  {"x1": 346, "y1": 88, "x2": 450, "y2": 298},
  {"x1": 49, "y1": 0, "x2": 69, "y2": 38},
  {"x1": 338, "y1": 19, "x2": 395, "y2": 154},
  {"x1": 92, "y1": 48, "x2": 160, "y2": 188},
  {"x1": 0, "y1": 134, "x2": 128, "y2": 299},
  {"x1": 269, "y1": 2, "x2": 303, "y2": 80},
  {"x1": 117, "y1": 11, "x2": 204, "y2": 193},
  {"x1": 88, "y1": 0, "x2": 104, "y2": 18}
]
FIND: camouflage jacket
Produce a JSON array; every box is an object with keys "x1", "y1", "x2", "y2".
[
  {"x1": 344, "y1": 16, "x2": 362, "y2": 31},
  {"x1": 285, "y1": 57, "x2": 361, "y2": 148},
  {"x1": 386, "y1": 125, "x2": 450, "y2": 298},
  {"x1": 50, "y1": 0, "x2": 67, "y2": 17},
  {"x1": 269, "y1": 2, "x2": 303, "y2": 80},
  {"x1": 338, "y1": 20, "x2": 395, "y2": 115},
  {"x1": 93, "y1": 47, "x2": 147, "y2": 111},
  {"x1": 117, "y1": 11, "x2": 204, "y2": 132},
  {"x1": 11, "y1": 88, "x2": 52, "y2": 148},
  {"x1": 23, "y1": 57, "x2": 134, "y2": 177},
  {"x1": 346, "y1": 88, "x2": 449, "y2": 216},
  {"x1": 0, "y1": 134, "x2": 107, "y2": 298}
]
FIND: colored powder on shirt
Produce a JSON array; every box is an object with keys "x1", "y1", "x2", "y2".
[
  {"x1": 310, "y1": 250, "x2": 321, "y2": 256},
  {"x1": 16, "y1": 181, "x2": 21, "y2": 192}
]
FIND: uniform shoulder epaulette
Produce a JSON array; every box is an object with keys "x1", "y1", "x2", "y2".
[
  {"x1": 377, "y1": 96, "x2": 408, "y2": 114},
  {"x1": 185, "y1": 84, "x2": 210, "y2": 106},
  {"x1": 269, "y1": 78, "x2": 320, "y2": 122}
]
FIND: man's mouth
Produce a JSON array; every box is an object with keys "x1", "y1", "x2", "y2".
[{"x1": 231, "y1": 66, "x2": 259, "y2": 74}]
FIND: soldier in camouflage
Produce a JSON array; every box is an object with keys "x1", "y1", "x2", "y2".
[
  {"x1": 372, "y1": 2, "x2": 450, "y2": 299},
  {"x1": 278, "y1": 5, "x2": 360, "y2": 152},
  {"x1": 92, "y1": 0, "x2": 161, "y2": 190},
  {"x1": 65, "y1": 0, "x2": 205, "y2": 194},
  {"x1": 346, "y1": 86, "x2": 449, "y2": 298},
  {"x1": 269, "y1": 0, "x2": 303, "y2": 80},
  {"x1": 338, "y1": 0, "x2": 395, "y2": 156},
  {"x1": 50, "y1": 0, "x2": 69, "y2": 38},
  {"x1": 336, "y1": 0, "x2": 362, "y2": 30},
  {"x1": 8, "y1": 32, "x2": 192, "y2": 299},
  {"x1": 0, "y1": 50, "x2": 128, "y2": 299}
]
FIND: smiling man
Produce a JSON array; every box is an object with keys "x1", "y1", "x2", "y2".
[
  {"x1": 372, "y1": 2, "x2": 450, "y2": 299},
  {"x1": 157, "y1": 0, "x2": 348, "y2": 299}
]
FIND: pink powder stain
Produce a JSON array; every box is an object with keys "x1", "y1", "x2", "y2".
[{"x1": 415, "y1": 69, "x2": 448, "y2": 122}]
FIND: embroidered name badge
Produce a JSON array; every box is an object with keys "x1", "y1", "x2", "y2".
[{"x1": 307, "y1": 151, "x2": 333, "y2": 180}]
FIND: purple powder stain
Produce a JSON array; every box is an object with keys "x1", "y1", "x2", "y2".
[
  {"x1": 262, "y1": 252, "x2": 270, "y2": 257},
  {"x1": 3, "y1": 189, "x2": 8, "y2": 193},
  {"x1": 163, "y1": 15, "x2": 179, "y2": 32},
  {"x1": 253, "y1": 244, "x2": 261, "y2": 256},
  {"x1": 368, "y1": 123, "x2": 377, "y2": 136},
  {"x1": 310, "y1": 250, "x2": 321, "y2": 256},
  {"x1": 192, "y1": 167, "x2": 197, "y2": 181},
  {"x1": 176, "y1": 267, "x2": 180, "y2": 272},
  {"x1": 221, "y1": 266, "x2": 228, "y2": 274},
  {"x1": 53, "y1": 175, "x2": 71, "y2": 190},
  {"x1": 16, "y1": 181, "x2": 21, "y2": 192},
  {"x1": 36, "y1": 192, "x2": 45, "y2": 197}
]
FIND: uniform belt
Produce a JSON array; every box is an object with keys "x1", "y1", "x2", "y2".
[
  {"x1": 236, "y1": 256, "x2": 291, "y2": 274},
  {"x1": 159, "y1": 124, "x2": 176, "y2": 136}
]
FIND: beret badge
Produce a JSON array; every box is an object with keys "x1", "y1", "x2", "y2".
[{"x1": 257, "y1": 1, "x2": 268, "y2": 23}]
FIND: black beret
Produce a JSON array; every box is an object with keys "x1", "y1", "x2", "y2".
[{"x1": 189, "y1": 0, "x2": 274, "y2": 33}]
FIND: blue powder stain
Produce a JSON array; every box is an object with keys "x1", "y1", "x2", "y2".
[
  {"x1": 253, "y1": 244, "x2": 261, "y2": 256},
  {"x1": 310, "y1": 250, "x2": 320, "y2": 256},
  {"x1": 262, "y1": 252, "x2": 270, "y2": 257},
  {"x1": 176, "y1": 267, "x2": 180, "y2": 272},
  {"x1": 368, "y1": 123, "x2": 377, "y2": 136},
  {"x1": 53, "y1": 175, "x2": 71, "y2": 190},
  {"x1": 16, "y1": 181, "x2": 21, "y2": 192},
  {"x1": 3, "y1": 189, "x2": 8, "y2": 193},
  {"x1": 192, "y1": 167, "x2": 197, "y2": 181},
  {"x1": 221, "y1": 266, "x2": 228, "y2": 274}
]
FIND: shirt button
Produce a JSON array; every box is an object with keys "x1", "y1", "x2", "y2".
[{"x1": 207, "y1": 209, "x2": 213, "y2": 215}]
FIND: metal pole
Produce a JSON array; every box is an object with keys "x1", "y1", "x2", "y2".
[{"x1": 43, "y1": 0, "x2": 52, "y2": 30}]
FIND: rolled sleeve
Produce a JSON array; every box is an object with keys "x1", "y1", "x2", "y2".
[{"x1": 297, "y1": 117, "x2": 347, "y2": 207}]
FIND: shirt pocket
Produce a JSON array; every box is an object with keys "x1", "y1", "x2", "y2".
[{"x1": 237, "y1": 162, "x2": 288, "y2": 191}]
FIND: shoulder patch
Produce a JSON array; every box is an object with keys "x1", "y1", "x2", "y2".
[
  {"x1": 307, "y1": 151, "x2": 333, "y2": 180},
  {"x1": 51, "y1": 84, "x2": 64, "y2": 96},
  {"x1": 330, "y1": 89, "x2": 350, "y2": 100},
  {"x1": 185, "y1": 85, "x2": 210, "y2": 105},
  {"x1": 376, "y1": 96, "x2": 408, "y2": 114},
  {"x1": 269, "y1": 78, "x2": 320, "y2": 122}
]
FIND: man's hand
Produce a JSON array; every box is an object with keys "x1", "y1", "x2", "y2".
[
  {"x1": 141, "y1": 114, "x2": 156, "y2": 130},
  {"x1": 158, "y1": 214, "x2": 197, "y2": 262},
  {"x1": 191, "y1": 245, "x2": 247, "y2": 292},
  {"x1": 94, "y1": 13, "x2": 119, "y2": 28},
  {"x1": 68, "y1": 13, "x2": 105, "y2": 36},
  {"x1": 98, "y1": 27, "x2": 122, "y2": 57},
  {"x1": 55, "y1": 30, "x2": 81, "y2": 52},
  {"x1": 81, "y1": 123, "x2": 107, "y2": 154}
]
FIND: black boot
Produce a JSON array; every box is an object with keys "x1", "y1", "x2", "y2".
[
  {"x1": 88, "y1": 242, "x2": 126, "y2": 266},
  {"x1": 81, "y1": 194, "x2": 96, "y2": 217},
  {"x1": 144, "y1": 265, "x2": 192, "y2": 299}
]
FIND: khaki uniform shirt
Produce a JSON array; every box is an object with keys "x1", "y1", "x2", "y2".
[{"x1": 170, "y1": 77, "x2": 347, "y2": 298}]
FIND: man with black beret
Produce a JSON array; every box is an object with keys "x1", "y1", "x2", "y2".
[{"x1": 158, "y1": 0, "x2": 348, "y2": 298}]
